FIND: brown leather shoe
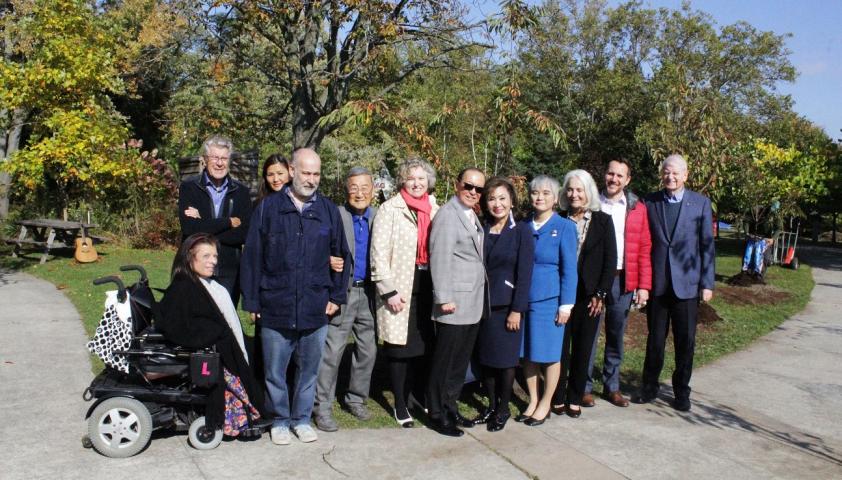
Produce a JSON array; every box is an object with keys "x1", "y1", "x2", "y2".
[
  {"x1": 604, "y1": 391, "x2": 630, "y2": 407},
  {"x1": 581, "y1": 393, "x2": 595, "y2": 407}
]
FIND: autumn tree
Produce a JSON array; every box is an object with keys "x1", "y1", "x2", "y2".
[
  {"x1": 637, "y1": 3, "x2": 796, "y2": 201},
  {"x1": 206, "y1": 0, "x2": 487, "y2": 150},
  {"x1": 724, "y1": 139, "x2": 832, "y2": 233},
  {"x1": 0, "y1": 0, "x2": 136, "y2": 215}
]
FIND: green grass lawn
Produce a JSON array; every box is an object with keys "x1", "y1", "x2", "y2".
[{"x1": 0, "y1": 238, "x2": 814, "y2": 429}]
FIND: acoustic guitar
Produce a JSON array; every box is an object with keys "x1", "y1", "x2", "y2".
[{"x1": 74, "y1": 232, "x2": 98, "y2": 263}]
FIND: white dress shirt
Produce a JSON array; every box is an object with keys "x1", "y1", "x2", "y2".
[{"x1": 600, "y1": 192, "x2": 626, "y2": 270}]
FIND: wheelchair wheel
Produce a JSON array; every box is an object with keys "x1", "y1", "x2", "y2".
[
  {"x1": 188, "y1": 416, "x2": 223, "y2": 450},
  {"x1": 88, "y1": 397, "x2": 153, "y2": 458}
]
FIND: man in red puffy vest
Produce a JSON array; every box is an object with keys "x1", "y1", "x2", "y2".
[{"x1": 582, "y1": 158, "x2": 652, "y2": 408}]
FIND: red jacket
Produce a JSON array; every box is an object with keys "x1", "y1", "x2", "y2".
[{"x1": 622, "y1": 191, "x2": 652, "y2": 293}]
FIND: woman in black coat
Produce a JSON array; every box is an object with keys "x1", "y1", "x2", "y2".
[
  {"x1": 157, "y1": 232, "x2": 268, "y2": 436},
  {"x1": 552, "y1": 169, "x2": 617, "y2": 418},
  {"x1": 472, "y1": 177, "x2": 535, "y2": 432}
]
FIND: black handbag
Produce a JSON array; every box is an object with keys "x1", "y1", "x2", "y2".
[{"x1": 190, "y1": 349, "x2": 220, "y2": 387}]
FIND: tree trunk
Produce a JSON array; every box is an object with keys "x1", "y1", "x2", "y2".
[
  {"x1": 0, "y1": 111, "x2": 25, "y2": 220},
  {"x1": 292, "y1": 107, "x2": 326, "y2": 150}
]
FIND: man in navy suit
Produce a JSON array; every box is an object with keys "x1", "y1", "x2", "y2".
[{"x1": 634, "y1": 154, "x2": 715, "y2": 412}]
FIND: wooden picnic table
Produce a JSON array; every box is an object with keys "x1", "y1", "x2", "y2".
[{"x1": 5, "y1": 218, "x2": 98, "y2": 264}]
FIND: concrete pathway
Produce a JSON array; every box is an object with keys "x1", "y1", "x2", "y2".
[{"x1": 1, "y1": 247, "x2": 840, "y2": 479}]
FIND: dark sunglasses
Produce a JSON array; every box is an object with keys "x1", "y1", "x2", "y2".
[{"x1": 461, "y1": 182, "x2": 484, "y2": 194}]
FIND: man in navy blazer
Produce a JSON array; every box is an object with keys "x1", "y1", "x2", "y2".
[{"x1": 634, "y1": 154, "x2": 714, "y2": 412}]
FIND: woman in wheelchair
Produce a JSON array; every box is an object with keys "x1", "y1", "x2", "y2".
[{"x1": 157, "y1": 232, "x2": 269, "y2": 437}]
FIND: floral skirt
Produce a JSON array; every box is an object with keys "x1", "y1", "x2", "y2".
[{"x1": 223, "y1": 368, "x2": 261, "y2": 437}]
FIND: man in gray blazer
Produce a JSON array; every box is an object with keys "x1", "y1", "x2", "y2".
[
  {"x1": 313, "y1": 167, "x2": 378, "y2": 431},
  {"x1": 427, "y1": 167, "x2": 487, "y2": 437}
]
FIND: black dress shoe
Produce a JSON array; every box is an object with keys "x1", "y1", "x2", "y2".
[
  {"x1": 632, "y1": 391, "x2": 658, "y2": 404},
  {"x1": 550, "y1": 404, "x2": 567, "y2": 415},
  {"x1": 453, "y1": 413, "x2": 474, "y2": 428},
  {"x1": 432, "y1": 420, "x2": 464, "y2": 437},
  {"x1": 514, "y1": 413, "x2": 531, "y2": 423},
  {"x1": 565, "y1": 406, "x2": 582, "y2": 418},
  {"x1": 672, "y1": 397, "x2": 691, "y2": 412},
  {"x1": 472, "y1": 408, "x2": 494, "y2": 425},
  {"x1": 524, "y1": 412, "x2": 550, "y2": 427},
  {"x1": 487, "y1": 412, "x2": 511, "y2": 432}
]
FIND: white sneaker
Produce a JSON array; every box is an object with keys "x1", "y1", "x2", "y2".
[
  {"x1": 292, "y1": 424, "x2": 318, "y2": 443},
  {"x1": 270, "y1": 425, "x2": 291, "y2": 445}
]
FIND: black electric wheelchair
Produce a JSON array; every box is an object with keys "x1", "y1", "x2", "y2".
[{"x1": 82, "y1": 265, "x2": 264, "y2": 458}]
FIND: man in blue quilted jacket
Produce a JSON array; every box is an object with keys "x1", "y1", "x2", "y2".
[{"x1": 240, "y1": 148, "x2": 350, "y2": 445}]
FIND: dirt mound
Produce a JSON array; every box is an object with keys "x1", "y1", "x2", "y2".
[
  {"x1": 727, "y1": 271, "x2": 765, "y2": 286},
  {"x1": 624, "y1": 300, "x2": 722, "y2": 349},
  {"x1": 698, "y1": 302, "x2": 722, "y2": 324},
  {"x1": 717, "y1": 284, "x2": 792, "y2": 306}
]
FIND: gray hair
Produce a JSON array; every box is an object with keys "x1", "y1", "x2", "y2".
[
  {"x1": 529, "y1": 175, "x2": 560, "y2": 200},
  {"x1": 345, "y1": 166, "x2": 373, "y2": 184},
  {"x1": 660, "y1": 153, "x2": 688, "y2": 173},
  {"x1": 559, "y1": 169, "x2": 601, "y2": 212},
  {"x1": 201, "y1": 135, "x2": 234, "y2": 157},
  {"x1": 397, "y1": 157, "x2": 436, "y2": 191}
]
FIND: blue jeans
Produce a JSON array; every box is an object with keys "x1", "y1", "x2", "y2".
[
  {"x1": 262, "y1": 325, "x2": 328, "y2": 427},
  {"x1": 585, "y1": 274, "x2": 634, "y2": 393},
  {"x1": 742, "y1": 237, "x2": 767, "y2": 274}
]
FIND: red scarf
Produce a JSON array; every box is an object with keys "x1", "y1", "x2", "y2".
[{"x1": 400, "y1": 188, "x2": 432, "y2": 265}]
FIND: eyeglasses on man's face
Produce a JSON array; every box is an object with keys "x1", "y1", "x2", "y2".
[{"x1": 347, "y1": 186, "x2": 372, "y2": 194}]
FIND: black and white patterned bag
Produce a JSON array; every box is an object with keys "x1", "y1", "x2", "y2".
[{"x1": 87, "y1": 291, "x2": 133, "y2": 373}]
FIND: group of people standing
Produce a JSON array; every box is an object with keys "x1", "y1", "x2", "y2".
[{"x1": 160, "y1": 134, "x2": 715, "y2": 446}]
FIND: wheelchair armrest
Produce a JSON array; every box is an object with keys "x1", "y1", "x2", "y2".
[{"x1": 141, "y1": 332, "x2": 167, "y2": 341}]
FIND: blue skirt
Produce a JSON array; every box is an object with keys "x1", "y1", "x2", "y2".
[
  {"x1": 521, "y1": 297, "x2": 565, "y2": 363},
  {"x1": 477, "y1": 306, "x2": 523, "y2": 369}
]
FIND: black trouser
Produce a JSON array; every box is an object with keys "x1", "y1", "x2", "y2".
[
  {"x1": 641, "y1": 291, "x2": 698, "y2": 399},
  {"x1": 426, "y1": 322, "x2": 480, "y2": 423},
  {"x1": 554, "y1": 301, "x2": 601, "y2": 407}
]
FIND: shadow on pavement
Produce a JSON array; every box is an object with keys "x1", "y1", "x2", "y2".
[
  {"x1": 669, "y1": 396, "x2": 842, "y2": 468},
  {"x1": 0, "y1": 269, "x2": 20, "y2": 286},
  {"x1": 799, "y1": 246, "x2": 842, "y2": 271}
]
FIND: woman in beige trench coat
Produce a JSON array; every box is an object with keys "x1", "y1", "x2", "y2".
[{"x1": 370, "y1": 157, "x2": 439, "y2": 428}]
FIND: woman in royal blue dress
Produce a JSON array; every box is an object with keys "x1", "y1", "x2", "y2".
[
  {"x1": 517, "y1": 175, "x2": 578, "y2": 426},
  {"x1": 472, "y1": 177, "x2": 535, "y2": 432}
]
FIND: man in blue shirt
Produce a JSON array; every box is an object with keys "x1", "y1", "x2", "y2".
[
  {"x1": 240, "y1": 148, "x2": 350, "y2": 445},
  {"x1": 178, "y1": 135, "x2": 251, "y2": 305},
  {"x1": 313, "y1": 167, "x2": 379, "y2": 432}
]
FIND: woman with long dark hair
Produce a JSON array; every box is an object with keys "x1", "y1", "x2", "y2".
[
  {"x1": 257, "y1": 154, "x2": 291, "y2": 202},
  {"x1": 157, "y1": 232, "x2": 269, "y2": 437}
]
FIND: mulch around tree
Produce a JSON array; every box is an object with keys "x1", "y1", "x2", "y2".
[{"x1": 624, "y1": 282, "x2": 790, "y2": 350}]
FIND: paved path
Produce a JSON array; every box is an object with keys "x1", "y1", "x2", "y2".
[{"x1": 1, "y1": 247, "x2": 841, "y2": 479}]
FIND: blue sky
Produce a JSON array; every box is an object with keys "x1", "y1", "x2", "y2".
[{"x1": 468, "y1": 1, "x2": 842, "y2": 138}]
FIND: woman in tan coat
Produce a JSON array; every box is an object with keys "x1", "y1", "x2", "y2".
[{"x1": 370, "y1": 157, "x2": 439, "y2": 428}]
